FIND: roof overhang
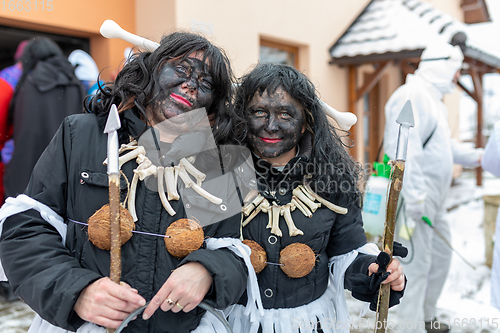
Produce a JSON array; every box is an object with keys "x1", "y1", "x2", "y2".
[{"x1": 329, "y1": 0, "x2": 500, "y2": 72}]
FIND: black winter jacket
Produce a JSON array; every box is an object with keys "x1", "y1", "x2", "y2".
[
  {"x1": 236, "y1": 140, "x2": 376, "y2": 310},
  {"x1": 0, "y1": 109, "x2": 248, "y2": 332}
]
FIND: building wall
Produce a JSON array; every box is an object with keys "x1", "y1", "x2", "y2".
[
  {"x1": 150, "y1": 0, "x2": 462, "y2": 163},
  {"x1": 169, "y1": 0, "x2": 371, "y2": 113},
  {"x1": 0, "y1": 0, "x2": 464, "y2": 111},
  {"x1": 0, "y1": 0, "x2": 466, "y2": 160},
  {"x1": 135, "y1": 0, "x2": 176, "y2": 42},
  {"x1": 0, "y1": 0, "x2": 136, "y2": 80},
  {"x1": 426, "y1": 0, "x2": 463, "y2": 21}
]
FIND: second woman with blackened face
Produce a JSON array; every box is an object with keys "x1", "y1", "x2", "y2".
[
  {"x1": 245, "y1": 86, "x2": 305, "y2": 166},
  {"x1": 230, "y1": 63, "x2": 406, "y2": 333}
]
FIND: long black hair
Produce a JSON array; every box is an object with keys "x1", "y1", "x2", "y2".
[
  {"x1": 234, "y1": 63, "x2": 361, "y2": 203},
  {"x1": 86, "y1": 31, "x2": 243, "y2": 145}
]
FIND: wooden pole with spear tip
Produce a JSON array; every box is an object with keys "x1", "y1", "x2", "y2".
[
  {"x1": 375, "y1": 100, "x2": 414, "y2": 333},
  {"x1": 104, "y1": 104, "x2": 122, "y2": 333}
]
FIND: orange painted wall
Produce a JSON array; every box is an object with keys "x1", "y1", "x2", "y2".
[
  {"x1": 0, "y1": 0, "x2": 136, "y2": 80},
  {"x1": 135, "y1": 0, "x2": 176, "y2": 43}
]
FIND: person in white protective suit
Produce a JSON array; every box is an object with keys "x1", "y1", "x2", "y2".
[
  {"x1": 383, "y1": 41, "x2": 483, "y2": 333},
  {"x1": 482, "y1": 121, "x2": 500, "y2": 311}
]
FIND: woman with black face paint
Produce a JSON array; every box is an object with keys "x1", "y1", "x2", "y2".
[
  {"x1": 229, "y1": 63, "x2": 406, "y2": 333},
  {"x1": 0, "y1": 32, "x2": 249, "y2": 333}
]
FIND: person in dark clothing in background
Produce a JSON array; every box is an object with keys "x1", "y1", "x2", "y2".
[
  {"x1": 0, "y1": 40, "x2": 28, "y2": 302},
  {"x1": 4, "y1": 37, "x2": 84, "y2": 199}
]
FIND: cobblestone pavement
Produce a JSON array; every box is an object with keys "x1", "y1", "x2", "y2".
[{"x1": 0, "y1": 295, "x2": 35, "y2": 333}]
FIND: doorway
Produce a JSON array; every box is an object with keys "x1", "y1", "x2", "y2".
[{"x1": 0, "y1": 25, "x2": 90, "y2": 69}]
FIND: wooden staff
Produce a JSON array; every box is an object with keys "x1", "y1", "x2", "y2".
[
  {"x1": 104, "y1": 105, "x2": 122, "y2": 333},
  {"x1": 375, "y1": 100, "x2": 414, "y2": 333}
]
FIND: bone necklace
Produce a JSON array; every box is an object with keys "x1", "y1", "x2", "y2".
[
  {"x1": 103, "y1": 139, "x2": 223, "y2": 221},
  {"x1": 242, "y1": 183, "x2": 349, "y2": 237}
]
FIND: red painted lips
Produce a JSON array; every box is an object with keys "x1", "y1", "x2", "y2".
[
  {"x1": 260, "y1": 137, "x2": 282, "y2": 143},
  {"x1": 171, "y1": 93, "x2": 192, "y2": 107}
]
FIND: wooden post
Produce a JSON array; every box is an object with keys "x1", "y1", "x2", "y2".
[
  {"x1": 348, "y1": 62, "x2": 392, "y2": 162},
  {"x1": 470, "y1": 67, "x2": 484, "y2": 186}
]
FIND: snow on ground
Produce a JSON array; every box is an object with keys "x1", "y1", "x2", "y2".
[
  {"x1": 1, "y1": 171, "x2": 499, "y2": 332},
  {"x1": 435, "y1": 172, "x2": 500, "y2": 333},
  {"x1": 0, "y1": 297, "x2": 34, "y2": 333}
]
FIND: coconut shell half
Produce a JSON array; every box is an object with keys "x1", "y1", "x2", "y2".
[
  {"x1": 87, "y1": 204, "x2": 135, "y2": 251},
  {"x1": 164, "y1": 218, "x2": 204, "y2": 259},
  {"x1": 279, "y1": 243, "x2": 316, "y2": 278},
  {"x1": 243, "y1": 239, "x2": 268, "y2": 273}
]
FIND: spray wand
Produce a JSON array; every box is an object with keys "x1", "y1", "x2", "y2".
[{"x1": 421, "y1": 216, "x2": 476, "y2": 270}]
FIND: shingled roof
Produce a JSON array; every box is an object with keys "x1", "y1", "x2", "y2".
[{"x1": 329, "y1": 0, "x2": 500, "y2": 70}]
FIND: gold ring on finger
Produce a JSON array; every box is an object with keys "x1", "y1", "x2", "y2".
[
  {"x1": 166, "y1": 298, "x2": 174, "y2": 306},
  {"x1": 175, "y1": 302, "x2": 184, "y2": 309}
]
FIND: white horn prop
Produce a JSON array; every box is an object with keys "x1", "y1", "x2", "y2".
[
  {"x1": 100, "y1": 20, "x2": 160, "y2": 52},
  {"x1": 319, "y1": 100, "x2": 357, "y2": 131}
]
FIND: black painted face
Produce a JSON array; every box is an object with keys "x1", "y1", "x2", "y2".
[
  {"x1": 246, "y1": 87, "x2": 305, "y2": 161},
  {"x1": 149, "y1": 52, "x2": 214, "y2": 125}
]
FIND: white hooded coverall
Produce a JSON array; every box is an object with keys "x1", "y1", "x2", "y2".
[
  {"x1": 383, "y1": 42, "x2": 483, "y2": 332},
  {"x1": 483, "y1": 121, "x2": 500, "y2": 311}
]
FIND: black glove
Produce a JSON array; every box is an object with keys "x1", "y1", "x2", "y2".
[
  {"x1": 393, "y1": 241, "x2": 408, "y2": 259},
  {"x1": 347, "y1": 243, "x2": 407, "y2": 311}
]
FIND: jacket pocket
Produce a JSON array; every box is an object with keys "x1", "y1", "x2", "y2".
[
  {"x1": 77, "y1": 168, "x2": 130, "y2": 212},
  {"x1": 79, "y1": 168, "x2": 128, "y2": 190}
]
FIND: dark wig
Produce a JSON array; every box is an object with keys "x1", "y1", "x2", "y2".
[
  {"x1": 234, "y1": 63, "x2": 361, "y2": 203},
  {"x1": 86, "y1": 31, "x2": 242, "y2": 145}
]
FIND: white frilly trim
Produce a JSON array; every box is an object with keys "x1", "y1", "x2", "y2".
[
  {"x1": 192, "y1": 237, "x2": 265, "y2": 333},
  {"x1": 0, "y1": 195, "x2": 260, "y2": 333},
  {"x1": 227, "y1": 243, "x2": 381, "y2": 333},
  {"x1": 28, "y1": 315, "x2": 104, "y2": 333},
  {"x1": 204, "y1": 237, "x2": 264, "y2": 319},
  {"x1": 0, "y1": 194, "x2": 67, "y2": 281}
]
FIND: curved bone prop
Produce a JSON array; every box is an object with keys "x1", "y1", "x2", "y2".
[
  {"x1": 100, "y1": 20, "x2": 160, "y2": 53},
  {"x1": 157, "y1": 166, "x2": 177, "y2": 216},
  {"x1": 318, "y1": 100, "x2": 357, "y2": 131},
  {"x1": 99, "y1": 20, "x2": 358, "y2": 130}
]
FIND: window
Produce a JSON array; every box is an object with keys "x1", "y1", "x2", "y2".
[{"x1": 260, "y1": 39, "x2": 299, "y2": 68}]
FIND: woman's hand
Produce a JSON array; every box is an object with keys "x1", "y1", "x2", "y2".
[
  {"x1": 74, "y1": 277, "x2": 146, "y2": 329},
  {"x1": 142, "y1": 262, "x2": 213, "y2": 320},
  {"x1": 368, "y1": 257, "x2": 405, "y2": 291}
]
